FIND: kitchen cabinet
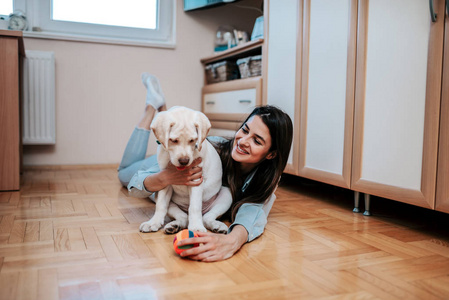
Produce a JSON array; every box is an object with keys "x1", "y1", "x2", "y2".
[
  {"x1": 264, "y1": 0, "x2": 447, "y2": 213},
  {"x1": 0, "y1": 30, "x2": 25, "y2": 191},
  {"x1": 435, "y1": 7, "x2": 449, "y2": 213},
  {"x1": 351, "y1": 0, "x2": 444, "y2": 210},
  {"x1": 265, "y1": 0, "x2": 357, "y2": 182},
  {"x1": 297, "y1": 0, "x2": 357, "y2": 189},
  {"x1": 265, "y1": 0, "x2": 301, "y2": 174}
]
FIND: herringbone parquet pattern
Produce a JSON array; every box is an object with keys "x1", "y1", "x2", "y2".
[{"x1": 0, "y1": 166, "x2": 448, "y2": 299}]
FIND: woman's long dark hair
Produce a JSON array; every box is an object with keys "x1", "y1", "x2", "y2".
[{"x1": 214, "y1": 105, "x2": 293, "y2": 221}]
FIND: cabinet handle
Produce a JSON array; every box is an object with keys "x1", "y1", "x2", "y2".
[
  {"x1": 239, "y1": 100, "x2": 252, "y2": 103},
  {"x1": 206, "y1": 101, "x2": 215, "y2": 105},
  {"x1": 429, "y1": 0, "x2": 437, "y2": 22}
]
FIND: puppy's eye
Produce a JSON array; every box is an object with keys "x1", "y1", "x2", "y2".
[
  {"x1": 189, "y1": 139, "x2": 195, "y2": 144},
  {"x1": 170, "y1": 139, "x2": 179, "y2": 144}
]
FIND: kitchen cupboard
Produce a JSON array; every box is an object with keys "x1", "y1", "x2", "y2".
[
  {"x1": 351, "y1": 0, "x2": 444, "y2": 210},
  {"x1": 0, "y1": 30, "x2": 25, "y2": 191},
  {"x1": 265, "y1": 0, "x2": 301, "y2": 175},
  {"x1": 297, "y1": 0, "x2": 357, "y2": 189},
  {"x1": 264, "y1": 0, "x2": 448, "y2": 213},
  {"x1": 265, "y1": 0, "x2": 357, "y2": 182},
  {"x1": 435, "y1": 6, "x2": 449, "y2": 213}
]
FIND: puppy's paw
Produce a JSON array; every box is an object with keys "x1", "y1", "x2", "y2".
[
  {"x1": 188, "y1": 221, "x2": 207, "y2": 233},
  {"x1": 204, "y1": 220, "x2": 229, "y2": 234},
  {"x1": 139, "y1": 219, "x2": 164, "y2": 232},
  {"x1": 164, "y1": 220, "x2": 187, "y2": 234}
]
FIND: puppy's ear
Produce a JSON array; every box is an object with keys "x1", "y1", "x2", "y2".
[
  {"x1": 194, "y1": 111, "x2": 211, "y2": 151},
  {"x1": 150, "y1": 111, "x2": 175, "y2": 149}
]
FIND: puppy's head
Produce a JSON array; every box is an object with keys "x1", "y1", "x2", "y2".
[{"x1": 150, "y1": 106, "x2": 211, "y2": 170}]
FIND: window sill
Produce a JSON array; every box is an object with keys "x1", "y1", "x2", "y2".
[{"x1": 22, "y1": 30, "x2": 176, "y2": 49}]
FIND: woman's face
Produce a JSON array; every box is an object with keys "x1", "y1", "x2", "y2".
[{"x1": 232, "y1": 115, "x2": 274, "y2": 173}]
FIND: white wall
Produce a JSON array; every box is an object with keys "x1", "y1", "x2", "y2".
[{"x1": 22, "y1": 0, "x2": 262, "y2": 166}]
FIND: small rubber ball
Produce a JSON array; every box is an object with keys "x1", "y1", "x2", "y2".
[{"x1": 173, "y1": 229, "x2": 199, "y2": 255}]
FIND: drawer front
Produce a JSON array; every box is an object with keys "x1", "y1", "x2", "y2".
[{"x1": 204, "y1": 88, "x2": 256, "y2": 114}]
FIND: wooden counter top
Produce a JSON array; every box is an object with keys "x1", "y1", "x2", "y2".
[{"x1": 0, "y1": 29, "x2": 25, "y2": 56}]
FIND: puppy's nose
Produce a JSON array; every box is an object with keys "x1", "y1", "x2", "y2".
[{"x1": 178, "y1": 157, "x2": 190, "y2": 166}]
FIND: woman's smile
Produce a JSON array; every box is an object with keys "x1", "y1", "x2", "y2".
[
  {"x1": 231, "y1": 116, "x2": 273, "y2": 173},
  {"x1": 235, "y1": 141, "x2": 249, "y2": 155}
]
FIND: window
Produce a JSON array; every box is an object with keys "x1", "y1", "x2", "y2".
[
  {"x1": 0, "y1": 0, "x2": 13, "y2": 16},
  {"x1": 52, "y1": 0, "x2": 157, "y2": 30},
  {"x1": 8, "y1": 0, "x2": 175, "y2": 47}
]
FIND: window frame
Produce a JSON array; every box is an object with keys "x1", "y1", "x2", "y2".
[{"x1": 14, "y1": 0, "x2": 176, "y2": 48}]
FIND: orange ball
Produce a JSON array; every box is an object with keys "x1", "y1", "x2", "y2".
[{"x1": 173, "y1": 229, "x2": 199, "y2": 255}]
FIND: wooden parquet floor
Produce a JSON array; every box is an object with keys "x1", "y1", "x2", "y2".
[{"x1": 0, "y1": 166, "x2": 448, "y2": 299}]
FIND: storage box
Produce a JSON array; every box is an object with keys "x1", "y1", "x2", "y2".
[
  {"x1": 236, "y1": 55, "x2": 262, "y2": 78},
  {"x1": 205, "y1": 61, "x2": 239, "y2": 84}
]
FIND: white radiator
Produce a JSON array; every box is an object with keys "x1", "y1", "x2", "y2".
[{"x1": 22, "y1": 50, "x2": 56, "y2": 145}]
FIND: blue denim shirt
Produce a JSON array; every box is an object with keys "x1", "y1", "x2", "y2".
[{"x1": 127, "y1": 136, "x2": 276, "y2": 242}]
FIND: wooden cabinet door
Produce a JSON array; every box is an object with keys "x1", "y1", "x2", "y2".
[
  {"x1": 436, "y1": 10, "x2": 449, "y2": 213},
  {"x1": 265, "y1": 0, "x2": 302, "y2": 175},
  {"x1": 298, "y1": 0, "x2": 357, "y2": 188},
  {"x1": 0, "y1": 36, "x2": 21, "y2": 191},
  {"x1": 351, "y1": 0, "x2": 444, "y2": 209}
]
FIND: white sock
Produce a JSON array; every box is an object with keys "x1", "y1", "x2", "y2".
[{"x1": 141, "y1": 72, "x2": 165, "y2": 110}]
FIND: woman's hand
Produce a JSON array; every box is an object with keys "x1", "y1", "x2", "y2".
[
  {"x1": 143, "y1": 157, "x2": 203, "y2": 192},
  {"x1": 176, "y1": 225, "x2": 248, "y2": 262},
  {"x1": 162, "y1": 157, "x2": 203, "y2": 186}
]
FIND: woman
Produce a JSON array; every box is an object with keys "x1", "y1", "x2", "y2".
[{"x1": 118, "y1": 73, "x2": 293, "y2": 262}]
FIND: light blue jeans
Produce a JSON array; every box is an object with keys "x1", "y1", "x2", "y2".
[{"x1": 117, "y1": 127, "x2": 158, "y2": 187}]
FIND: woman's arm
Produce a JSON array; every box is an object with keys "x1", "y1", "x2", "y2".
[
  {"x1": 177, "y1": 225, "x2": 248, "y2": 262},
  {"x1": 176, "y1": 193, "x2": 276, "y2": 262},
  {"x1": 127, "y1": 157, "x2": 203, "y2": 198},
  {"x1": 231, "y1": 194, "x2": 276, "y2": 242}
]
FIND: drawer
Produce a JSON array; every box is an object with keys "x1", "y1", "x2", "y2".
[
  {"x1": 202, "y1": 77, "x2": 262, "y2": 122},
  {"x1": 204, "y1": 89, "x2": 256, "y2": 114}
]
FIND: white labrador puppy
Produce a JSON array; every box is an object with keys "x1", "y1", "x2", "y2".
[{"x1": 139, "y1": 106, "x2": 232, "y2": 234}]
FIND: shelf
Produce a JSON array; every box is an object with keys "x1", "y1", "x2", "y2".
[
  {"x1": 202, "y1": 76, "x2": 262, "y2": 89},
  {"x1": 200, "y1": 39, "x2": 264, "y2": 65}
]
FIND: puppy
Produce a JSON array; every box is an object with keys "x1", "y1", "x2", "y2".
[{"x1": 139, "y1": 106, "x2": 232, "y2": 234}]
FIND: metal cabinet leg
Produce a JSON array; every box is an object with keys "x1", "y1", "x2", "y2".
[
  {"x1": 353, "y1": 191, "x2": 361, "y2": 213},
  {"x1": 363, "y1": 194, "x2": 371, "y2": 216}
]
